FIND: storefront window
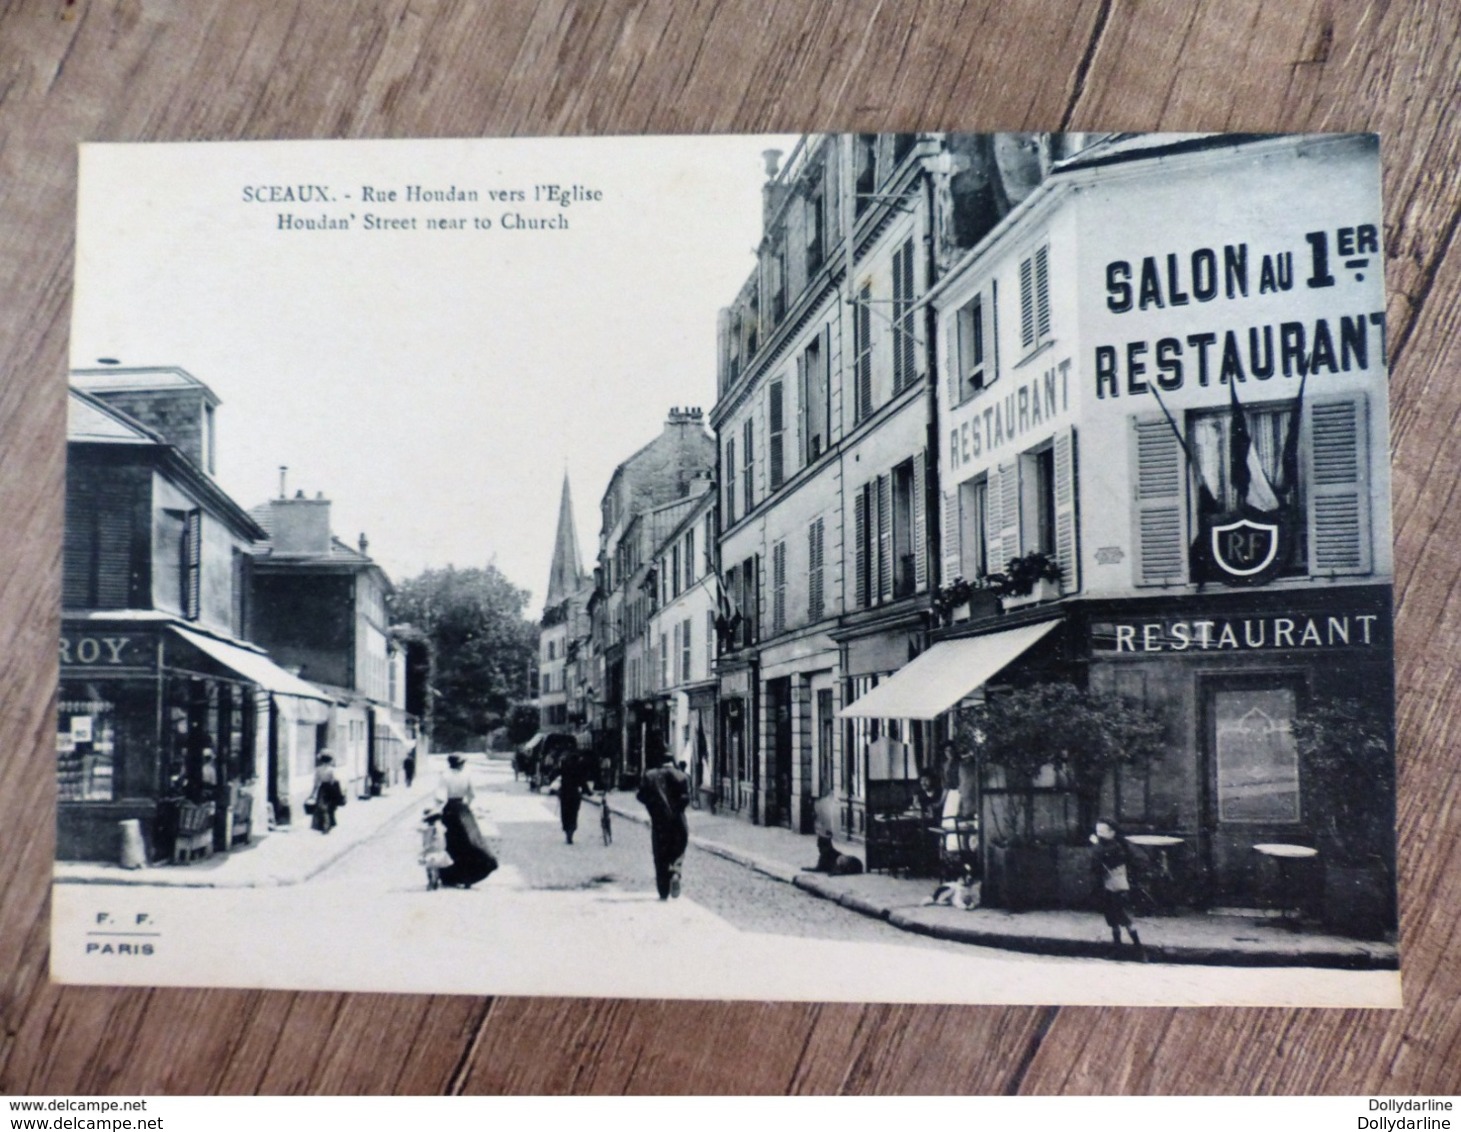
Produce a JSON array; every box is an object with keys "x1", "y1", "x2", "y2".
[
  {"x1": 58, "y1": 683, "x2": 156, "y2": 801},
  {"x1": 1214, "y1": 686, "x2": 1300, "y2": 823}
]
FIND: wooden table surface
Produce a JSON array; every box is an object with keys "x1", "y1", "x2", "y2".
[{"x1": 3, "y1": 0, "x2": 1459, "y2": 1096}]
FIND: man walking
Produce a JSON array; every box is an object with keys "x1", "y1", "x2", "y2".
[{"x1": 637, "y1": 755, "x2": 691, "y2": 900}]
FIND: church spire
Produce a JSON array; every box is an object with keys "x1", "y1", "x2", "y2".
[{"x1": 544, "y1": 472, "x2": 584, "y2": 609}]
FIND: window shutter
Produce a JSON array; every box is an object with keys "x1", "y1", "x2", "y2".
[
  {"x1": 984, "y1": 465, "x2": 1004, "y2": 572},
  {"x1": 63, "y1": 492, "x2": 97, "y2": 607},
  {"x1": 808, "y1": 518, "x2": 824, "y2": 621},
  {"x1": 1306, "y1": 395, "x2": 1371, "y2": 575},
  {"x1": 1019, "y1": 257, "x2": 1035, "y2": 350},
  {"x1": 184, "y1": 509, "x2": 203, "y2": 619},
  {"x1": 854, "y1": 486, "x2": 869, "y2": 608},
  {"x1": 856, "y1": 284, "x2": 873, "y2": 421},
  {"x1": 1034, "y1": 244, "x2": 1051, "y2": 342},
  {"x1": 796, "y1": 353, "x2": 809, "y2": 467},
  {"x1": 996, "y1": 460, "x2": 1020, "y2": 573},
  {"x1": 1053, "y1": 426, "x2": 1080, "y2": 594},
  {"x1": 913, "y1": 448, "x2": 928, "y2": 590},
  {"x1": 877, "y1": 472, "x2": 893, "y2": 603},
  {"x1": 902, "y1": 240, "x2": 917, "y2": 386},
  {"x1": 743, "y1": 418, "x2": 754, "y2": 511},
  {"x1": 942, "y1": 490, "x2": 961, "y2": 583},
  {"x1": 725, "y1": 438, "x2": 736, "y2": 523},
  {"x1": 769, "y1": 381, "x2": 785, "y2": 489},
  {"x1": 1131, "y1": 414, "x2": 1189, "y2": 586},
  {"x1": 772, "y1": 541, "x2": 787, "y2": 634},
  {"x1": 947, "y1": 322, "x2": 963, "y2": 407}
]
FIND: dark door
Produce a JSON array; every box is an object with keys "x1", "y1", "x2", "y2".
[
  {"x1": 768, "y1": 677, "x2": 793, "y2": 828},
  {"x1": 1200, "y1": 675, "x2": 1306, "y2": 908}
]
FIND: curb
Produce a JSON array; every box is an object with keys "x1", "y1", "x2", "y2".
[
  {"x1": 595, "y1": 797, "x2": 1398, "y2": 970},
  {"x1": 54, "y1": 788, "x2": 431, "y2": 890}
]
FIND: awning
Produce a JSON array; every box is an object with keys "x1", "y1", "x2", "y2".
[
  {"x1": 838, "y1": 619, "x2": 1061, "y2": 720},
  {"x1": 170, "y1": 626, "x2": 333, "y2": 703}
]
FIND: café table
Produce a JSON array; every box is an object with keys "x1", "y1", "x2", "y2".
[
  {"x1": 1126, "y1": 834, "x2": 1185, "y2": 910},
  {"x1": 1252, "y1": 843, "x2": 1319, "y2": 928}
]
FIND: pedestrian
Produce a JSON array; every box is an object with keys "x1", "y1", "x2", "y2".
[
  {"x1": 308, "y1": 751, "x2": 345, "y2": 834},
  {"x1": 403, "y1": 748, "x2": 417, "y2": 788},
  {"x1": 418, "y1": 808, "x2": 450, "y2": 890},
  {"x1": 555, "y1": 750, "x2": 587, "y2": 845},
  {"x1": 636, "y1": 754, "x2": 691, "y2": 900},
  {"x1": 1091, "y1": 819, "x2": 1146, "y2": 960},
  {"x1": 432, "y1": 754, "x2": 497, "y2": 888}
]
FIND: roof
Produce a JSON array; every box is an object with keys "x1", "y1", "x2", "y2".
[
  {"x1": 67, "y1": 388, "x2": 161, "y2": 444},
  {"x1": 71, "y1": 365, "x2": 222, "y2": 407}
]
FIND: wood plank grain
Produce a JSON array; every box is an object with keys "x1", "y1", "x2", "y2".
[{"x1": 0, "y1": 0, "x2": 1458, "y2": 1097}]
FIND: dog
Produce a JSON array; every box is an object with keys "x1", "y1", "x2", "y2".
[
  {"x1": 810, "y1": 832, "x2": 864, "y2": 876},
  {"x1": 923, "y1": 863, "x2": 980, "y2": 909}
]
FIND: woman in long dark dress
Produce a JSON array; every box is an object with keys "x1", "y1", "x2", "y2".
[
  {"x1": 556, "y1": 751, "x2": 586, "y2": 844},
  {"x1": 433, "y1": 754, "x2": 497, "y2": 888}
]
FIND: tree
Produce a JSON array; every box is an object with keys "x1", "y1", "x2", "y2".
[
  {"x1": 956, "y1": 681, "x2": 1167, "y2": 843},
  {"x1": 391, "y1": 564, "x2": 538, "y2": 751}
]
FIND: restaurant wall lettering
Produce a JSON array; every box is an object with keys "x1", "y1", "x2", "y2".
[{"x1": 1091, "y1": 613, "x2": 1383, "y2": 654}]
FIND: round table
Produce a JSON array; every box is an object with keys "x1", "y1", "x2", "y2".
[
  {"x1": 1252, "y1": 843, "x2": 1319, "y2": 927},
  {"x1": 1126, "y1": 835, "x2": 1186, "y2": 910}
]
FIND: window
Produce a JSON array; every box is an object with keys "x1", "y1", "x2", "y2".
[
  {"x1": 952, "y1": 285, "x2": 996, "y2": 405},
  {"x1": 742, "y1": 418, "x2": 755, "y2": 513},
  {"x1": 724, "y1": 437, "x2": 737, "y2": 524},
  {"x1": 741, "y1": 555, "x2": 759, "y2": 646},
  {"x1": 680, "y1": 617, "x2": 692, "y2": 682},
  {"x1": 805, "y1": 178, "x2": 826, "y2": 275},
  {"x1": 771, "y1": 540, "x2": 787, "y2": 634},
  {"x1": 854, "y1": 134, "x2": 877, "y2": 214},
  {"x1": 683, "y1": 529, "x2": 695, "y2": 590},
  {"x1": 1020, "y1": 443, "x2": 1057, "y2": 557},
  {"x1": 1018, "y1": 244, "x2": 1051, "y2": 353},
  {"x1": 986, "y1": 428, "x2": 1079, "y2": 593},
  {"x1": 892, "y1": 460, "x2": 916, "y2": 598},
  {"x1": 768, "y1": 379, "x2": 786, "y2": 490},
  {"x1": 807, "y1": 517, "x2": 825, "y2": 621},
  {"x1": 671, "y1": 544, "x2": 682, "y2": 598},
  {"x1": 660, "y1": 632, "x2": 669, "y2": 689},
  {"x1": 892, "y1": 238, "x2": 917, "y2": 393},
  {"x1": 959, "y1": 477, "x2": 989, "y2": 580},
  {"x1": 706, "y1": 609, "x2": 716, "y2": 670},
  {"x1": 64, "y1": 482, "x2": 137, "y2": 610},
  {"x1": 769, "y1": 237, "x2": 787, "y2": 324},
  {"x1": 854, "y1": 283, "x2": 873, "y2": 422},
  {"x1": 799, "y1": 331, "x2": 829, "y2": 462},
  {"x1": 854, "y1": 484, "x2": 871, "y2": 609},
  {"x1": 1213, "y1": 685, "x2": 1301, "y2": 823}
]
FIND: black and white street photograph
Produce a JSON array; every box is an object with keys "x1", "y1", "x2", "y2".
[{"x1": 54, "y1": 132, "x2": 1399, "y2": 1007}]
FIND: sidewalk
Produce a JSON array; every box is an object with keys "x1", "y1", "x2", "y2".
[
  {"x1": 53, "y1": 757, "x2": 451, "y2": 888},
  {"x1": 597, "y1": 794, "x2": 1399, "y2": 970}
]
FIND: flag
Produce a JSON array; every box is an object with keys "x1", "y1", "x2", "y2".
[{"x1": 1228, "y1": 377, "x2": 1279, "y2": 512}]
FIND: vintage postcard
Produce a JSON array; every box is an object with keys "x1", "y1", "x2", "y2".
[{"x1": 54, "y1": 132, "x2": 1400, "y2": 1007}]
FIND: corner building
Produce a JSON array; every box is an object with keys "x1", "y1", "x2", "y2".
[{"x1": 930, "y1": 133, "x2": 1394, "y2": 911}]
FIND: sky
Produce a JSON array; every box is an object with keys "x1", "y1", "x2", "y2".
[{"x1": 71, "y1": 134, "x2": 800, "y2": 611}]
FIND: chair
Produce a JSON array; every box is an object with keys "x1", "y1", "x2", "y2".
[
  {"x1": 927, "y1": 789, "x2": 978, "y2": 877},
  {"x1": 172, "y1": 800, "x2": 216, "y2": 864},
  {"x1": 230, "y1": 786, "x2": 254, "y2": 846}
]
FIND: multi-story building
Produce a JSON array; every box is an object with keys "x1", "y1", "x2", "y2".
[
  {"x1": 248, "y1": 490, "x2": 411, "y2": 824},
  {"x1": 586, "y1": 408, "x2": 715, "y2": 786},
  {"x1": 60, "y1": 368, "x2": 331, "y2": 862},
  {"x1": 711, "y1": 134, "x2": 1041, "y2": 837},
  {"x1": 900, "y1": 131, "x2": 1394, "y2": 911},
  {"x1": 644, "y1": 486, "x2": 719, "y2": 802}
]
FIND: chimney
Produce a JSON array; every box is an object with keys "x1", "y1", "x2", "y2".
[
  {"x1": 358, "y1": 532, "x2": 370, "y2": 556},
  {"x1": 761, "y1": 148, "x2": 789, "y2": 229},
  {"x1": 269, "y1": 492, "x2": 333, "y2": 554}
]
